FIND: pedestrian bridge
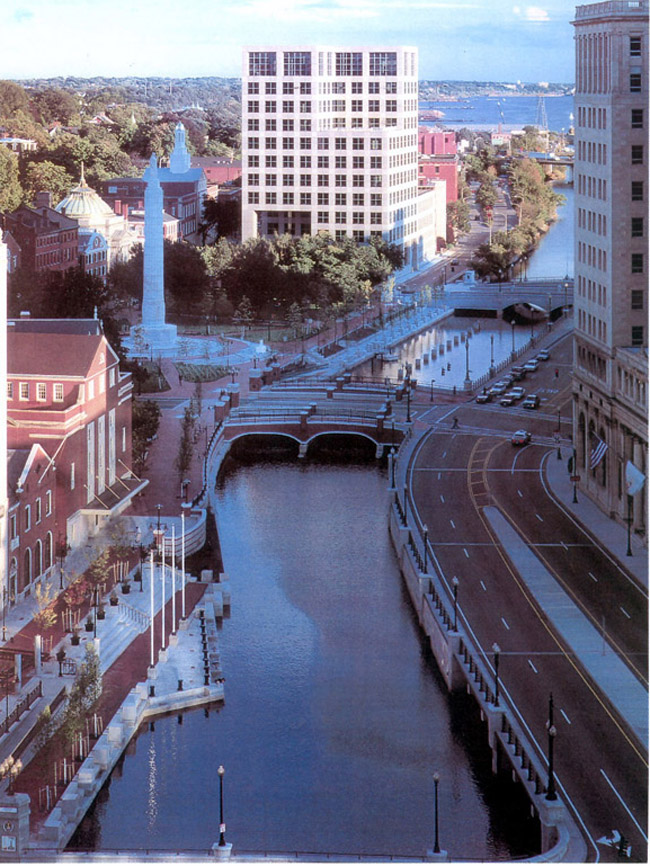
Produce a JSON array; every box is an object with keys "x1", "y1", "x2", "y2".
[{"x1": 446, "y1": 279, "x2": 573, "y2": 321}]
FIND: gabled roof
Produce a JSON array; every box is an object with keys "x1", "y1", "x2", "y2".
[{"x1": 7, "y1": 319, "x2": 118, "y2": 377}]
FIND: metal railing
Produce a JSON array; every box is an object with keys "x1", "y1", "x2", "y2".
[{"x1": 0, "y1": 680, "x2": 43, "y2": 737}]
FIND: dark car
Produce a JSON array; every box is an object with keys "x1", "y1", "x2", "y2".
[
  {"x1": 522, "y1": 394, "x2": 540, "y2": 409},
  {"x1": 476, "y1": 391, "x2": 492, "y2": 404},
  {"x1": 511, "y1": 430, "x2": 532, "y2": 446},
  {"x1": 511, "y1": 365, "x2": 527, "y2": 381}
]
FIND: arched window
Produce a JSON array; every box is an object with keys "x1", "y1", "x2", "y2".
[
  {"x1": 23, "y1": 548, "x2": 32, "y2": 592},
  {"x1": 35, "y1": 539, "x2": 43, "y2": 577},
  {"x1": 9, "y1": 559, "x2": 17, "y2": 602},
  {"x1": 598, "y1": 426, "x2": 607, "y2": 487},
  {"x1": 45, "y1": 532, "x2": 53, "y2": 571}
]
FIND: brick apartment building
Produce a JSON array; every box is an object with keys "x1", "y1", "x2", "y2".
[{"x1": 6, "y1": 318, "x2": 146, "y2": 600}]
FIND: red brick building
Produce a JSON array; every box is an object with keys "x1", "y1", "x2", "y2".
[
  {"x1": 6, "y1": 319, "x2": 145, "y2": 598},
  {"x1": 418, "y1": 128, "x2": 460, "y2": 204},
  {"x1": 418, "y1": 129, "x2": 456, "y2": 156},
  {"x1": 3, "y1": 200, "x2": 79, "y2": 274}
]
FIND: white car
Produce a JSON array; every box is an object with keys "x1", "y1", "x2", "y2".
[{"x1": 523, "y1": 359, "x2": 539, "y2": 372}]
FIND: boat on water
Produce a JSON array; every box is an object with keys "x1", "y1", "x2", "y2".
[{"x1": 419, "y1": 109, "x2": 445, "y2": 120}]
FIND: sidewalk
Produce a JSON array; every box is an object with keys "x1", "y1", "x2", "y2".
[{"x1": 544, "y1": 449, "x2": 647, "y2": 589}]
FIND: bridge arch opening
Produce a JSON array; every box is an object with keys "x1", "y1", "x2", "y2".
[
  {"x1": 305, "y1": 433, "x2": 379, "y2": 463},
  {"x1": 226, "y1": 434, "x2": 301, "y2": 465}
]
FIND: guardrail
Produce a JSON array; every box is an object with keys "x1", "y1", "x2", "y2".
[{"x1": 0, "y1": 680, "x2": 43, "y2": 738}]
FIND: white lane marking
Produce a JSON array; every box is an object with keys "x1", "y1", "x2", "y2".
[
  {"x1": 589, "y1": 572, "x2": 598, "y2": 583},
  {"x1": 518, "y1": 489, "x2": 523, "y2": 498},
  {"x1": 560, "y1": 709, "x2": 572, "y2": 725},
  {"x1": 501, "y1": 617, "x2": 510, "y2": 630},
  {"x1": 442, "y1": 451, "x2": 447, "y2": 459},
  {"x1": 536, "y1": 513, "x2": 544, "y2": 522},
  {"x1": 463, "y1": 548, "x2": 470, "y2": 558},
  {"x1": 528, "y1": 659, "x2": 538, "y2": 674},
  {"x1": 450, "y1": 519, "x2": 455, "y2": 529},
  {"x1": 438, "y1": 472, "x2": 441, "y2": 480},
  {"x1": 620, "y1": 607, "x2": 631, "y2": 620},
  {"x1": 440, "y1": 494, "x2": 445, "y2": 503},
  {"x1": 600, "y1": 769, "x2": 649, "y2": 842},
  {"x1": 480, "y1": 580, "x2": 487, "y2": 592},
  {"x1": 561, "y1": 541, "x2": 568, "y2": 551}
]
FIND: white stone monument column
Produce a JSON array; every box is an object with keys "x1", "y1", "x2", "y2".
[{"x1": 132, "y1": 154, "x2": 177, "y2": 352}]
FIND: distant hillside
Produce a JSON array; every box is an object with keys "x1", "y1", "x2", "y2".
[
  {"x1": 420, "y1": 80, "x2": 573, "y2": 99},
  {"x1": 13, "y1": 77, "x2": 573, "y2": 112}
]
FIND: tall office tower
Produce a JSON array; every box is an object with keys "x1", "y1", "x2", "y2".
[
  {"x1": 241, "y1": 47, "x2": 421, "y2": 268},
  {"x1": 572, "y1": 1, "x2": 648, "y2": 541}
]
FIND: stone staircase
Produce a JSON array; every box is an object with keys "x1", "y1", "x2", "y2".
[{"x1": 94, "y1": 600, "x2": 151, "y2": 675}]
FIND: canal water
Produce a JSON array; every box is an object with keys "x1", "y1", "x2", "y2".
[{"x1": 69, "y1": 459, "x2": 536, "y2": 859}]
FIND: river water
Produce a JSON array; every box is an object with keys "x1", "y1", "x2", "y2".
[
  {"x1": 420, "y1": 94, "x2": 574, "y2": 132},
  {"x1": 69, "y1": 459, "x2": 538, "y2": 859}
]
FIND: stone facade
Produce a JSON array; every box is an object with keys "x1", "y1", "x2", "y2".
[{"x1": 572, "y1": 0, "x2": 648, "y2": 539}]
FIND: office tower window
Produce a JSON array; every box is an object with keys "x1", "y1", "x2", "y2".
[
  {"x1": 369, "y1": 52, "x2": 397, "y2": 76},
  {"x1": 631, "y1": 290, "x2": 644, "y2": 310},
  {"x1": 631, "y1": 253, "x2": 644, "y2": 273},
  {"x1": 249, "y1": 52, "x2": 276, "y2": 75},
  {"x1": 284, "y1": 51, "x2": 311, "y2": 76},
  {"x1": 631, "y1": 109, "x2": 643, "y2": 128},
  {"x1": 265, "y1": 82, "x2": 276, "y2": 94},
  {"x1": 336, "y1": 52, "x2": 362, "y2": 76},
  {"x1": 631, "y1": 217, "x2": 644, "y2": 237},
  {"x1": 632, "y1": 181, "x2": 644, "y2": 200},
  {"x1": 631, "y1": 326, "x2": 644, "y2": 346},
  {"x1": 631, "y1": 145, "x2": 644, "y2": 164}
]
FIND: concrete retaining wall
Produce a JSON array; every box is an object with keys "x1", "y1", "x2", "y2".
[{"x1": 388, "y1": 496, "x2": 587, "y2": 863}]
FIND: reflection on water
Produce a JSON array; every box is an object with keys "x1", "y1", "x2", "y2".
[{"x1": 68, "y1": 461, "x2": 537, "y2": 860}]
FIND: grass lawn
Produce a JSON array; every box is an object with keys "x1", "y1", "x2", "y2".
[{"x1": 175, "y1": 362, "x2": 231, "y2": 383}]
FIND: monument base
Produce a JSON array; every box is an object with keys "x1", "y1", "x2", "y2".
[{"x1": 128, "y1": 323, "x2": 179, "y2": 357}]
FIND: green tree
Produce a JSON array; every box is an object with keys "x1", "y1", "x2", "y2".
[
  {"x1": 23, "y1": 160, "x2": 74, "y2": 203},
  {"x1": 175, "y1": 407, "x2": 195, "y2": 483},
  {"x1": 61, "y1": 643, "x2": 102, "y2": 747},
  {"x1": 132, "y1": 399, "x2": 161, "y2": 473},
  {"x1": 0, "y1": 80, "x2": 29, "y2": 118},
  {"x1": 0, "y1": 147, "x2": 23, "y2": 211}
]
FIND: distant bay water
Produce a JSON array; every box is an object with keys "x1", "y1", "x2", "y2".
[{"x1": 419, "y1": 94, "x2": 574, "y2": 132}]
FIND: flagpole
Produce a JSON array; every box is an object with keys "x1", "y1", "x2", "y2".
[
  {"x1": 161, "y1": 539, "x2": 166, "y2": 651},
  {"x1": 181, "y1": 510, "x2": 186, "y2": 620},
  {"x1": 172, "y1": 526, "x2": 176, "y2": 632},
  {"x1": 149, "y1": 550, "x2": 155, "y2": 668},
  {"x1": 626, "y1": 495, "x2": 633, "y2": 557}
]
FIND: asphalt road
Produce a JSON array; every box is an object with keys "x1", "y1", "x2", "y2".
[{"x1": 407, "y1": 331, "x2": 648, "y2": 862}]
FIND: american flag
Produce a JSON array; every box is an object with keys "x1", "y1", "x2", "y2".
[{"x1": 590, "y1": 436, "x2": 608, "y2": 470}]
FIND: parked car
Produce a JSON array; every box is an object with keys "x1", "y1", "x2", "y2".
[
  {"x1": 476, "y1": 391, "x2": 492, "y2": 404},
  {"x1": 537, "y1": 349, "x2": 550, "y2": 361},
  {"x1": 511, "y1": 430, "x2": 532, "y2": 446},
  {"x1": 523, "y1": 359, "x2": 539, "y2": 372},
  {"x1": 500, "y1": 387, "x2": 525, "y2": 406},
  {"x1": 522, "y1": 394, "x2": 540, "y2": 409}
]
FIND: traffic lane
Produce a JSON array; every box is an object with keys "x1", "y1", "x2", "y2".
[
  {"x1": 410, "y1": 432, "x2": 490, "y2": 549},
  {"x1": 408, "y1": 433, "x2": 647, "y2": 855},
  {"x1": 485, "y1": 442, "x2": 648, "y2": 680},
  {"x1": 423, "y1": 498, "x2": 648, "y2": 858}
]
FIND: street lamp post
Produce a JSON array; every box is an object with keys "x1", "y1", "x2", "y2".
[
  {"x1": 452, "y1": 577, "x2": 459, "y2": 631},
  {"x1": 430, "y1": 379, "x2": 435, "y2": 403},
  {"x1": 390, "y1": 447, "x2": 396, "y2": 489},
  {"x1": 156, "y1": 504, "x2": 162, "y2": 534},
  {"x1": 489, "y1": 334, "x2": 495, "y2": 377},
  {"x1": 217, "y1": 765, "x2": 226, "y2": 846},
  {"x1": 432, "y1": 772, "x2": 441, "y2": 854},
  {"x1": 510, "y1": 320, "x2": 516, "y2": 360},
  {"x1": 546, "y1": 693, "x2": 557, "y2": 800},
  {"x1": 626, "y1": 495, "x2": 633, "y2": 557},
  {"x1": 557, "y1": 409, "x2": 562, "y2": 460},
  {"x1": 464, "y1": 339, "x2": 471, "y2": 386},
  {"x1": 405, "y1": 362, "x2": 412, "y2": 423},
  {"x1": 492, "y1": 642, "x2": 501, "y2": 706},
  {"x1": 423, "y1": 525, "x2": 428, "y2": 573}
]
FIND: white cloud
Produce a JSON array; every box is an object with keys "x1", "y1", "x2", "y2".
[{"x1": 513, "y1": 4, "x2": 550, "y2": 22}]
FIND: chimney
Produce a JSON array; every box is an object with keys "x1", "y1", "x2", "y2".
[{"x1": 34, "y1": 191, "x2": 52, "y2": 209}]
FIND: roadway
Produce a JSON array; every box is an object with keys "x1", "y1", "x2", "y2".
[{"x1": 407, "y1": 331, "x2": 648, "y2": 862}]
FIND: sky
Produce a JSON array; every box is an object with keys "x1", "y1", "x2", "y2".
[{"x1": 2, "y1": 0, "x2": 575, "y2": 82}]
